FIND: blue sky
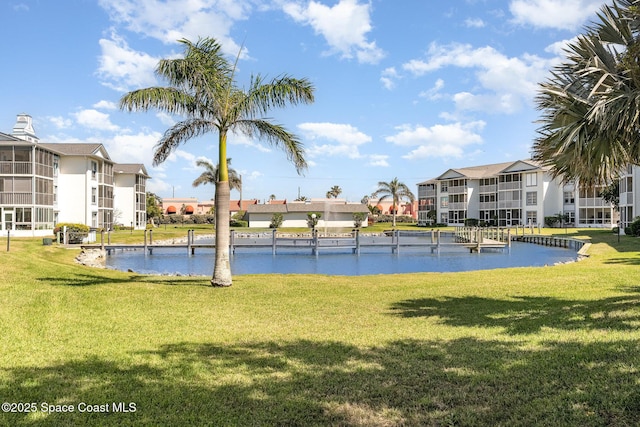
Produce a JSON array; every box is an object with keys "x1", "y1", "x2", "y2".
[{"x1": 0, "y1": 0, "x2": 608, "y2": 203}]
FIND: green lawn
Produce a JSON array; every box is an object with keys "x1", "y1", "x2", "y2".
[{"x1": 1, "y1": 229, "x2": 639, "y2": 426}]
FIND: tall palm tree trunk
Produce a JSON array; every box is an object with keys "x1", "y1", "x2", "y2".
[{"x1": 212, "y1": 181, "x2": 232, "y2": 287}]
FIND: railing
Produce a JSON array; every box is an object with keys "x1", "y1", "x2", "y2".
[
  {"x1": 498, "y1": 182, "x2": 521, "y2": 191},
  {"x1": 448, "y1": 202, "x2": 466, "y2": 210},
  {"x1": 454, "y1": 226, "x2": 511, "y2": 245},
  {"x1": 448, "y1": 185, "x2": 466, "y2": 194},
  {"x1": 99, "y1": 197, "x2": 114, "y2": 208},
  {"x1": 579, "y1": 198, "x2": 609, "y2": 207},
  {"x1": 35, "y1": 193, "x2": 54, "y2": 205},
  {"x1": 0, "y1": 161, "x2": 32, "y2": 174},
  {"x1": 0, "y1": 192, "x2": 32, "y2": 204},
  {"x1": 479, "y1": 202, "x2": 497, "y2": 210},
  {"x1": 498, "y1": 201, "x2": 521, "y2": 209}
]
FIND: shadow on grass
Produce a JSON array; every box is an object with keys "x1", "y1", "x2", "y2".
[
  {"x1": 389, "y1": 294, "x2": 640, "y2": 334},
  {"x1": 2, "y1": 338, "x2": 639, "y2": 426},
  {"x1": 37, "y1": 273, "x2": 210, "y2": 287}
]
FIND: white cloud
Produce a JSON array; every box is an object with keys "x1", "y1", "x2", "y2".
[
  {"x1": 282, "y1": 0, "x2": 385, "y2": 64},
  {"x1": 228, "y1": 132, "x2": 272, "y2": 153},
  {"x1": 419, "y1": 78, "x2": 445, "y2": 100},
  {"x1": 48, "y1": 116, "x2": 72, "y2": 129},
  {"x1": 464, "y1": 18, "x2": 485, "y2": 28},
  {"x1": 107, "y1": 131, "x2": 162, "y2": 164},
  {"x1": 402, "y1": 42, "x2": 554, "y2": 114},
  {"x1": 385, "y1": 121, "x2": 485, "y2": 160},
  {"x1": 509, "y1": 0, "x2": 603, "y2": 31},
  {"x1": 156, "y1": 112, "x2": 175, "y2": 127},
  {"x1": 73, "y1": 109, "x2": 120, "y2": 132},
  {"x1": 368, "y1": 154, "x2": 389, "y2": 167},
  {"x1": 298, "y1": 122, "x2": 372, "y2": 158},
  {"x1": 380, "y1": 67, "x2": 399, "y2": 90},
  {"x1": 545, "y1": 37, "x2": 578, "y2": 57},
  {"x1": 97, "y1": 0, "x2": 248, "y2": 56},
  {"x1": 97, "y1": 31, "x2": 160, "y2": 92},
  {"x1": 93, "y1": 100, "x2": 118, "y2": 110}
]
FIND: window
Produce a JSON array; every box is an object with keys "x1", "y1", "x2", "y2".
[
  {"x1": 564, "y1": 191, "x2": 575, "y2": 204},
  {"x1": 91, "y1": 188, "x2": 97, "y2": 205},
  {"x1": 526, "y1": 173, "x2": 537, "y2": 186},
  {"x1": 91, "y1": 161, "x2": 97, "y2": 179},
  {"x1": 526, "y1": 191, "x2": 537, "y2": 206},
  {"x1": 440, "y1": 181, "x2": 448, "y2": 193},
  {"x1": 526, "y1": 211, "x2": 537, "y2": 225},
  {"x1": 565, "y1": 211, "x2": 575, "y2": 224},
  {"x1": 440, "y1": 196, "x2": 448, "y2": 208}
]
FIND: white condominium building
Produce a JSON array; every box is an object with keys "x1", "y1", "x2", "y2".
[
  {"x1": 417, "y1": 159, "x2": 618, "y2": 228},
  {"x1": 1, "y1": 114, "x2": 150, "y2": 236}
]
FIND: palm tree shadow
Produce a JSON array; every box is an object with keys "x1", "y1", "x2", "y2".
[
  {"x1": 2, "y1": 338, "x2": 640, "y2": 426},
  {"x1": 389, "y1": 294, "x2": 640, "y2": 334},
  {"x1": 38, "y1": 272, "x2": 210, "y2": 287}
]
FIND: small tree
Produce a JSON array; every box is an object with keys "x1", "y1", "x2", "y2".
[
  {"x1": 146, "y1": 192, "x2": 162, "y2": 226},
  {"x1": 427, "y1": 209, "x2": 437, "y2": 224},
  {"x1": 599, "y1": 182, "x2": 620, "y2": 211},
  {"x1": 306, "y1": 212, "x2": 321, "y2": 230},
  {"x1": 270, "y1": 213, "x2": 283, "y2": 228},
  {"x1": 353, "y1": 212, "x2": 367, "y2": 228}
]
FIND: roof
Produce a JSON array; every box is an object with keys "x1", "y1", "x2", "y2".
[
  {"x1": 230, "y1": 199, "x2": 259, "y2": 211},
  {"x1": 0, "y1": 131, "x2": 22, "y2": 142},
  {"x1": 430, "y1": 159, "x2": 549, "y2": 182},
  {"x1": 247, "y1": 202, "x2": 369, "y2": 214},
  {"x1": 114, "y1": 163, "x2": 150, "y2": 177},
  {"x1": 437, "y1": 161, "x2": 516, "y2": 180},
  {"x1": 39, "y1": 143, "x2": 112, "y2": 161}
]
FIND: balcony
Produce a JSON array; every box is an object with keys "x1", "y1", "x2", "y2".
[
  {"x1": 498, "y1": 201, "x2": 521, "y2": 209},
  {"x1": 448, "y1": 185, "x2": 467, "y2": 194},
  {"x1": 0, "y1": 161, "x2": 32, "y2": 175},
  {"x1": 0, "y1": 192, "x2": 32, "y2": 204},
  {"x1": 579, "y1": 198, "x2": 609, "y2": 207},
  {"x1": 479, "y1": 202, "x2": 497, "y2": 210},
  {"x1": 448, "y1": 202, "x2": 467, "y2": 210},
  {"x1": 479, "y1": 184, "x2": 497, "y2": 192},
  {"x1": 498, "y1": 182, "x2": 521, "y2": 191}
]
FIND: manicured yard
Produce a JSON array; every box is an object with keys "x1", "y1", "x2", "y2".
[{"x1": 1, "y1": 229, "x2": 639, "y2": 426}]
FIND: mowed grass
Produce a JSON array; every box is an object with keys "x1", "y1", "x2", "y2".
[{"x1": 1, "y1": 229, "x2": 640, "y2": 426}]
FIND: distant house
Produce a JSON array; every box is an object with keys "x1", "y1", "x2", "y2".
[
  {"x1": 246, "y1": 201, "x2": 369, "y2": 228},
  {"x1": 161, "y1": 198, "x2": 259, "y2": 216},
  {"x1": 367, "y1": 198, "x2": 417, "y2": 219}
]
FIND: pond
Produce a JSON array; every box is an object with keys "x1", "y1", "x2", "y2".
[{"x1": 104, "y1": 234, "x2": 580, "y2": 276}]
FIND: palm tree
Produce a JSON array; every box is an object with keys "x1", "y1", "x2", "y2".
[
  {"x1": 192, "y1": 158, "x2": 242, "y2": 193},
  {"x1": 372, "y1": 178, "x2": 415, "y2": 227},
  {"x1": 326, "y1": 185, "x2": 342, "y2": 199},
  {"x1": 120, "y1": 37, "x2": 314, "y2": 287},
  {"x1": 532, "y1": 0, "x2": 640, "y2": 185}
]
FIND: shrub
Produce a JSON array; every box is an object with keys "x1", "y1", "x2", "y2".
[
  {"x1": 270, "y1": 213, "x2": 283, "y2": 229},
  {"x1": 626, "y1": 217, "x2": 640, "y2": 236},
  {"x1": 353, "y1": 212, "x2": 367, "y2": 228},
  {"x1": 54, "y1": 223, "x2": 90, "y2": 244}
]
